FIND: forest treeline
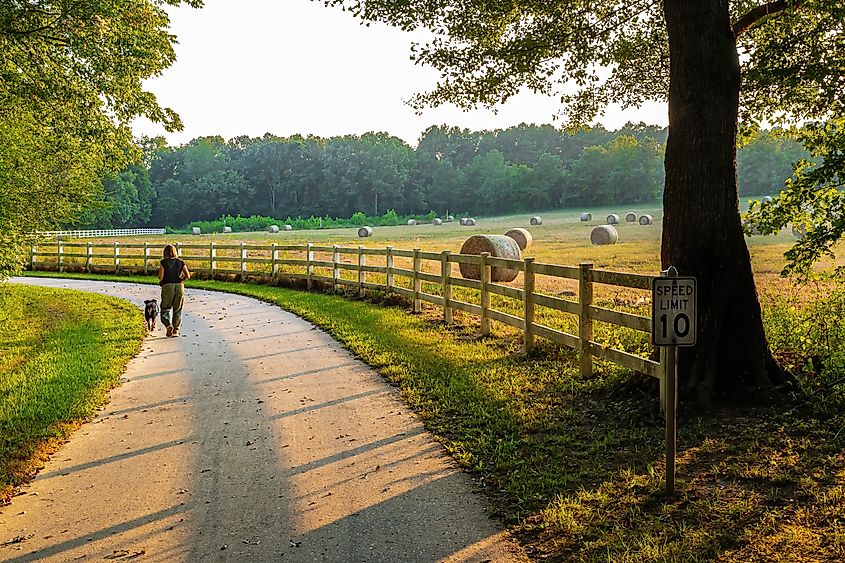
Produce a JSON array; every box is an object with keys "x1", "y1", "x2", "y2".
[{"x1": 81, "y1": 123, "x2": 807, "y2": 229}]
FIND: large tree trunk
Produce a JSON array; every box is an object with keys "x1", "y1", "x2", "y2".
[{"x1": 662, "y1": 1, "x2": 786, "y2": 404}]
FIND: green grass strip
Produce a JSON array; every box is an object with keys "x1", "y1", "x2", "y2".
[{"x1": 0, "y1": 283, "x2": 143, "y2": 501}]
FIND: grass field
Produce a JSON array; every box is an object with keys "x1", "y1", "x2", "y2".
[
  {"x1": 76, "y1": 202, "x2": 842, "y2": 288},
  {"x1": 49, "y1": 202, "x2": 833, "y2": 363},
  {"x1": 0, "y1": 284, "x2": 144, "y2": 503}
]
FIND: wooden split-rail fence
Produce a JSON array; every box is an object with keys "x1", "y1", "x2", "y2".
[{"x1": 30, "y1": 240, "x2": 669, "y2": 396}]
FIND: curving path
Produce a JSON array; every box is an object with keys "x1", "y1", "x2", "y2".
[{"x1": 0, "y1": 278, "x2": 527, "y2": 562}]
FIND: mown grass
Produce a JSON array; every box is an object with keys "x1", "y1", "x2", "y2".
[
  {"x1": 20, "y1": 270, "x2": 845, "y2": 561},
  {"x1": 0, "y1": 283, "x2": 143, "y2": 502}
]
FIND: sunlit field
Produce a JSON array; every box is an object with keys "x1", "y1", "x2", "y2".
[{"x1": 74, "y1": 201, "x2": 841, "y2": 295}]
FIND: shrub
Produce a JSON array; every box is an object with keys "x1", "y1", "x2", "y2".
[
  {"x1": 380, "y1": 209, "x2": 400, "y2": 226},
  {"x1": 181, "y1": 210, "x2": 445, "y2": 232},
  {"x1": 762, "y1": 274, "x2": 845, "y2": 409}
]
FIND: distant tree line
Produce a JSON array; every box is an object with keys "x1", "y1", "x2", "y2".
[{"x1": 79, "y1": 124, "x2": 807, "y2": 229}]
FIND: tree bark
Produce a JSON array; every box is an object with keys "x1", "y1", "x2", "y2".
[
  {"x1": 269, "y1": 183, "x2": 276, "y2": 215},
  {"x1": 662, "y1": 0, "x2": 787, "y2": 405}
]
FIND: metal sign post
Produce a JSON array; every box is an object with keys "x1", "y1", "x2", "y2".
[{"x1": 652, "y1": 266, "x2": 697, "y2": 497}]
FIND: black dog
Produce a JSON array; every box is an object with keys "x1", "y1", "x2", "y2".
[{"x1": 144, "y1": 299, "x2": 159, "y2": 331}]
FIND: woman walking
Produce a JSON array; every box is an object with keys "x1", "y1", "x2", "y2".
[{"x1": 158, "y1": 244, "x2": 191, "y2": 337}]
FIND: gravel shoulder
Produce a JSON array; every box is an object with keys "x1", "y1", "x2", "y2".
[{"x1": 0, "y1": 278, "x2": 527, "y2": 562}]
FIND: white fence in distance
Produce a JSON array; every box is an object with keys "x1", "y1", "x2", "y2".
[{"x1": 38, "y1": 228, "x2": 166, "y2": 239}]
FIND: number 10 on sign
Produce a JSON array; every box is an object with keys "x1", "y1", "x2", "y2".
[{"x1": 652, "y1": 277, "x2": 697, "y2": 346}]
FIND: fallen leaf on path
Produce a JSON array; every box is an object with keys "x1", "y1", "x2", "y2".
[{"x1": 1, "y1": 534, "x2": 34, "y2": 546}]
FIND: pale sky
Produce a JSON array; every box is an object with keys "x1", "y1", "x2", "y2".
[{"x1": 132, "y1": 0, "x2": 668, "y2": 147}]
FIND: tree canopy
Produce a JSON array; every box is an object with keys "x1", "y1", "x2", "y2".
[
  {"x1": 0, "y1": 0, "x2": 202, "y2": 275},
  {"x1": 323, "y1": 1, "x2": 843, "y2": 126},
  {"x1": 321, "y1": 0, "x2": 844, "y2": 402},
  {"x1": 83, "y1": 124, "x2": 804, "y2": 231},
  {"x1": 745, "y1": 118, "x2": 845, "y2": 276},
  {"x1": 97, "y1": 124, "x2": 666, "y2": 228}
]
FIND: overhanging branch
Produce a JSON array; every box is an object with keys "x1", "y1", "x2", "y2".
[{"x1": 733, "y1": 1, "x2": 802, "y2": 38}]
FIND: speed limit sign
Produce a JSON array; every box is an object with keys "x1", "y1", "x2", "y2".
[{"x1": 652, "y1": 276, "x2": 697, "y2": 346}]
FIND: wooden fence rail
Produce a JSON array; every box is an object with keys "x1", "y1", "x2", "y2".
[{"x1": 29, "y1": 240, "x2": 666, "y2": 389}]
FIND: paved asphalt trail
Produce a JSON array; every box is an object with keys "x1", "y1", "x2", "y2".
[{"x1": 1, "y1": 278, "x2": 527, "y2": 562}]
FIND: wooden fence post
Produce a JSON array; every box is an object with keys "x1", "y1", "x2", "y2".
[
  {"x1": 579, "y1": 262, "x2": 594, "y2": 377},
  {"x1": 386, "y1": 246, "x2": 394, "y2": 293},
  {"x1": 57, "y1": 240, "x2": 64, "y2": 272},
  {"x1": 86, "y1": 242, "x2": 93, "y2": 273},
  {"x1": 143, "y1": 242, "x2": 149, "y2": 275},
  {"x1": 307, "y1": 243, "x2": 314, "y2": 290},
  {"x1": 413, "y1": 248, "x2": 422, "y2": 313},
  {"x1": 357, "y1": 246, "x2": 366, "y2": 297},
  {"x1": 441, "y1": 251, "x2": 452, "y2": 323},
  {"x1": 113, "y1": 242, "x2": 120, "y2": 274},
  {"x1": 480, "y1": 252, "x2": 491, "y2": 336},
  {"x1": 272, "y1": 243, "x2": 279, "y2": 280},
  {"x1": 30, "y1": 245, "x2": 36, "y2": 271},
  {"x1": 524, "y1": 257, "x2": 536, "y2": 351},
  {"x1": 332, "y1": 244, "x2": 339, "y2": 290},
  {"x1": 240, "y1": 243, "x2": 247, "y2": 282},
  {"x1": 210, "y1": 242, "x2": 217, "y2": 278},
  {"x1": 176, "y1": 242, "x2": 182, "y2": 259}
]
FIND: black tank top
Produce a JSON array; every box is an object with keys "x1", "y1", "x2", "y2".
[{"x1": 160, "y1": 258, "x2": 185, "y2": 284}]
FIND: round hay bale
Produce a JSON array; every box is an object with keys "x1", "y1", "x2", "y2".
[
  {"x1": 591, "y1": 225, "x2": 618, "y2": 245},
  {"x1": 267, "y1": 225, "x2": 280, "y2": 233},
  {"x1": 283, "y1": 224, "x2": 293, "y2": 231},
  {"x1": 459, "y1": 235, "x2": 521, "y2": 282},
  {"x1": 463, "y1": 218, "x2": 476, "y2": 226},
  {"x1": 357, "y1": 226, "x2": 373, "y2": 238},
  {"x1": 606, "y1": 214, "x2": 620, "y2": 225},
  {"x1": 638, "y1": 214, "x2": 654, "y2": 226},
  {"x1": 191, "y1": 227, "x2": 201, "y2": 235},
  {"x1": 433, "y1": 218, "x2": 443, "y2": 225},
  {"x1": 223, "y1": 226, "x2": 232, "y2": 233},
  {"x1": 580, "y1": 213, "x2": 592, "y2": 222},
  {"x1": 407, "y1": 219, "x2": 418, "y2": 226},
  {"x1": 529, "y1": 216, "x2": 543, "y2": 226},
  {"x1": 625, "y1": 212, "x2": 637, "y2": 223},
  {"x1": 504, "y1": 228, "x2": 533, "y2": 251},
  {"x1": 446, "y1": 215, "x2": 455, "y2": 222},
  {"x1": 762, "y1": 196, "x2": 774, "y2": 204}
]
